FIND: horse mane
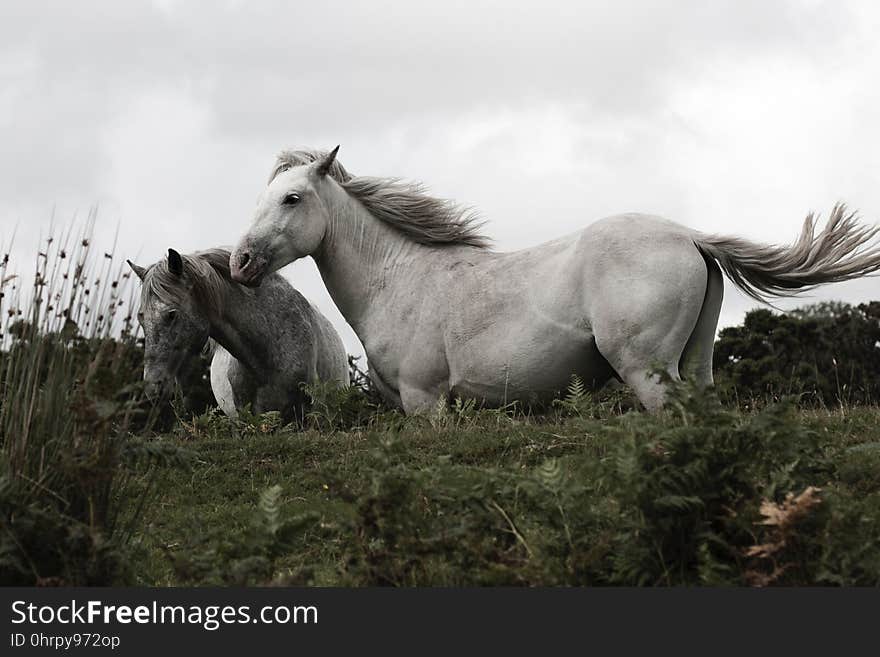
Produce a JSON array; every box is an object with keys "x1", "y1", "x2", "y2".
[
  {"x1": 272, "y1": 149, "x2": 492, "y2": 249},
  {"x1": 142, "y1": 248, "x2": 242, "y2": 314}
]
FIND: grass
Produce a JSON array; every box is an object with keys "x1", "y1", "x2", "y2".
[{"x1": 124, "y1": 385, "x2": 880, "y2": 586}]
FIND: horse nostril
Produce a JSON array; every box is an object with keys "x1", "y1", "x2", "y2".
[{"x1": 238, "y1": 252, "x2": 251, "y2": 269}]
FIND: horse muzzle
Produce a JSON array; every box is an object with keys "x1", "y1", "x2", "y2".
[
  {"x1": 229, "y1": 248, "x2": 266, "y2": 287},
  {"x1": 143, "y1": 377, "x2": 173, "y2": 401}
]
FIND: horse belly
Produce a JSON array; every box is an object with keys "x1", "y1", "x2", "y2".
[{"x1": 448, "y1": 327, "x2": 613, "y2": 406}]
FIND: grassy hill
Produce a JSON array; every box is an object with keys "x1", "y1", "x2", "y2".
[{"x1": 123, "y1": 385, "x2": 880, "y2": 586}]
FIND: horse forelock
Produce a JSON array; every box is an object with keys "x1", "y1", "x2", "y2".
[
  {"x1": 269, "y1": 148, "x2": 491, "y2": 249},
  {"x1": 270, "y1": 149, "x2": 353, "y2": 184}
]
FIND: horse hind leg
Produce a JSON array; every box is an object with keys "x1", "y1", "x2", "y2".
[
  {"x1": 679, "y1": 255, "x2": 724, "y2": 388},
  {"x1": 615, "y1": 357, "x2": 684, "y2": 412},
  {"x1": 593, "y1": 256, "x2": 708, "y2": 411}
]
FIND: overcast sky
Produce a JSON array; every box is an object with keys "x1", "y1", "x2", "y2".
[{"x1": 2, "y1": 1, "x2": 879, "y2": 358}]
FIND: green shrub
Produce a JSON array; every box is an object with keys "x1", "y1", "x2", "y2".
[
  {"x1": 303, "y1": 380, "x2": 385, "y2": 432},
  {"x1": 714, "y1": 302, "x2": 880, "y2": 407},
  {"x1": 335, "y1": 385, "x2": 825, "y2": 585}
]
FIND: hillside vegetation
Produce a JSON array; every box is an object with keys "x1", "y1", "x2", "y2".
[
  {"x1": 1, "y1": 230, "x2": 878, "y2": 586},
  {"x1": 124, "y1": 383, "x2": 880, "y2": 586}
]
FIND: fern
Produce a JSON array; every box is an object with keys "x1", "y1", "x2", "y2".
[
  {"x1": 536, "y1": 458, "x2": 563, "y2": 492},
  {"x1": 553, "y1": 374, "x2": 591, "y2": 417},
  {"x1": 258, "y1": 485, "x2": 283, "y2": 537},
  {"x1": 304, "y1": 380, "x2": 384, "y2": 431},
  {"x1": 566, "y1": 374, "x2": 587, "y2": 403}
]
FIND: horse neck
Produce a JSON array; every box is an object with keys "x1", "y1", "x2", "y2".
[
  {"x1": 202, "y1": 279, "x2": 283, "y2": 373},
  {"x1": 312, "y1": 185, "x2": 430, "y2": 330}
]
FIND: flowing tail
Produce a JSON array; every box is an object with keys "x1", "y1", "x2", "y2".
[{"x1": 693, "y1": 204, "x2": 880, "y2": 303}]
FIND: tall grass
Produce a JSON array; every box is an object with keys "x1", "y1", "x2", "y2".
[{"x1": 0, "y1": 213, "x2": 167, "y2": 585}]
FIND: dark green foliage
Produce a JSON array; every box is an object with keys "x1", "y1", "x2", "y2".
[
  {"x1": 131, "y1": 382, "x2": 880, "y2": 587},
  {"x1": 714, "y1": 301, "x2": 880, "y2": 406},
  {"x1": 594, "y1": 386, "x2": 826, "y2": 585},
  {"x1": 336, "y1": 385, "x2": 837, "y2": 586},
  {"x1": 303, "y1": 380, "x2": 388, "y2": 432},
  {"x1": 157, "y1": 484, "x2": 324, "y2": 586}
]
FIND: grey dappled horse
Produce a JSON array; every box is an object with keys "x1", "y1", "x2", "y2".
[
  {"x1": 128, "y1": 248, "x2": 348, "y2": 420},
  {"x1": 230, "y1": 148, "x2": 880, "y2": 412}
]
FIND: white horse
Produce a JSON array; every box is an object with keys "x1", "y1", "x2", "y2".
[
  {"x1": 229, "y1": 148, "x2": 880, "y2": 412},
  {"x1": 129, "y1": 247, "x2": 349, "y2": 421}
]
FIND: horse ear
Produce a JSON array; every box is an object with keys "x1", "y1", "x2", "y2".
[
  {"x1": 167, "y1": 249, "x2": 184, "y2": 276},
  {"x1": 315, "y1": 145, "x2": 340, "y2": 178},
  {"x1": 126, "y1": 259, "x2": 147, "y2": 280}
]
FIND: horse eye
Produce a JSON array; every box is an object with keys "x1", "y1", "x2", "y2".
[{"x1": 282, "y1": 193, "x2": 301, "y2": 206}]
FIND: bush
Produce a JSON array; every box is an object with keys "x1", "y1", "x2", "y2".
[
  {"x1": 713, "y1": 302, "x2": 880, "y2": 406},
  {"x1": 335, "y1": 385, "x2": 829, "y2": 585}
]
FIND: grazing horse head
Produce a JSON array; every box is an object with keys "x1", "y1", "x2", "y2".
[
  {"x1": 230, "y1": 147, "x2": 342, "y2": 286},
  {"x1": 127, "y1": 249, "x2": 221, "y2": 398}
]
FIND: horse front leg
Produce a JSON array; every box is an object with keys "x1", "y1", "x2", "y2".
[
  {"x1": 399, "y1": 382, "x2": 449, "y2": 415},
  {"x1": 394, "y1": 334, "x2": 453, "y2": 415}
]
